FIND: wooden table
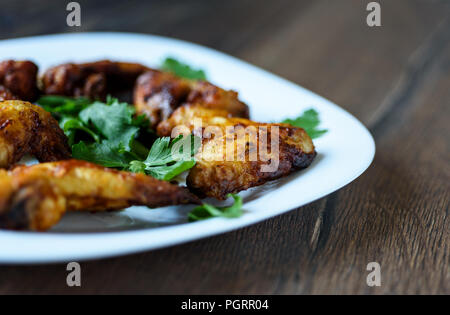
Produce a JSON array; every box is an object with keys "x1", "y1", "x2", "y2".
[{"x1": 0, "y1": 0, "x2": 448, "y2": 294}]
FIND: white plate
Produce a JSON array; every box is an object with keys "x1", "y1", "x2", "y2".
[{"x1": 0, "y1": 33, "x2": 375, "y2": 264}]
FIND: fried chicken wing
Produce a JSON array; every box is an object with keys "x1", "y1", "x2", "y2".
[
  {"x1": 0, "y1": 100, "x2": 71, "y2": 169},
  {"x1": 157, "y1": 104, "x2": 316, "y2": 199},
  {"x1": 0, "y1": 60, "x2": 39, "y2": 101},
  {"x1": 0, "y1": 160, "x2": 200, "y2": 230},
  {"x1": 134, "y1": 70, "x2": 249, "y2": 128},
  {"x1": 41, "y1": 60, "x2": 150, "y2": 101}
]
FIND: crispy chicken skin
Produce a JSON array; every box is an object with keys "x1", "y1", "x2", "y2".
[
  {"x1": 0, "y1": 101, "x2": 71, "y2": 169},
  {"x1": 0, "y1": 160, "x2": 200, "y2": 231},
  {"x1": 134, "y1": 70, "x2": 249, "y2": 128},
  {"x1": 0, "y1": 60, "x2": 39, "y2": 101},
  {"x1": 41, "y1": 60, "x2": 150, "y2": 100},
  {"x1": 158, "y1": 104, "x2": 316, "y2": 199}
]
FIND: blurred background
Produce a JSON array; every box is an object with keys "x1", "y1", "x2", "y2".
[
  {"x1": 0, "y1": 0, "x2": 448, "y2": 294},
  {"x1": 0, "y1": 0, "x2": 447, "y2": 123}
]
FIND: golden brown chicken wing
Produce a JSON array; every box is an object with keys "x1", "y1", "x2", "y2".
[
  {"x1": 0, "y1": 160, "x2": 200, "y2": 231},
  {"x1": 0, "y1": 60, "x2": 39, "y2": 101},
  {"x1": 41, "y1": 60, "x2": 151, "y2": 101},
  {"x1": 134, "y1": 70, "x2": 249, "y2": 128},
  {"x1": 157, "y1": 104, "x2": 316, "y2": 199},
  {"x1": 0, "y1": 100, "x2": 71, "y2": 169}
]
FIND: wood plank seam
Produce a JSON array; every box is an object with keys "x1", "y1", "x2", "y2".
[
  {"x1": 309, "y1": 193, "x2": 338, "y2": 254},
  {"x1": 369, "y1": 16, "x2": 450, "y2": 135},
  {"x1": 307, "y1": 13, "x2": 450, "y2": 261}
]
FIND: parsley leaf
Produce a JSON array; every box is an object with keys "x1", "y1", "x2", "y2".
[
  {"x1": 79, "y1": 99, "x2": 141, "y2": 151},
  {"x1": 131, "y1": 135, "x2": 201, "y2": 181},
  {"x1": 128, "y1": 160, "x2": 147, "y2": 174},
  {"x1": 146, "y1": 160, "x2": 196, "y2": 181},
  {"x1": 59, "y1": 116, "x2": 100, "y2": 146},
  {"x1": 37, "y1": 95, "x2": 91, "y2": 116},
  {"x1": 281, "y1": 108, "x2": 328, "y2": 139},
  {"x1": 161, "y1": 57, "x2": 207, "y2": 80},
  {"x1": 72, "y1": 141, "x2": 134, "y2": 168},
  {"x1": 39, "y1": 95, "x2": 198, "y2": 181},
  {"x1": 188, "y1": 194, "x2": 243, "y2": 221}
]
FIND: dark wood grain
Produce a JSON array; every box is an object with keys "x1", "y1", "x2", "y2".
[{"x1": 0, "y1": 0, "x2": 448, "y2": 294}]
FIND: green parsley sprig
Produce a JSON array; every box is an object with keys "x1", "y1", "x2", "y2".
[
  {"x1": 161, "y1": 57, "x2": 207, "y2": 80},
  {"x1": 188, "y1": 194, "x2": 243, "y2": 221},
  {"x1": 282, "y1": 108, "x2": 328, "y2": 139},
  {"x1": 36, "y1": 96, "x2": 198, "y2": 181},
  {"x1": 127, "y1": 135, "x2": 201, "y2": 181}
]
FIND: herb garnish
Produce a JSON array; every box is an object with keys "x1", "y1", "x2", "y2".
[
  {"x1": 37, "y1": 95, "x2": 91, "y2": 116},
  {"x1": 188, "y1": 194, "x2": 243, "y2": 221},
  {"x1": 282, "y1": 108, "x2": 327, "y2": 139},
  {"x1": 161, "y1": 57, "x2": 207, "y2": 80},
  {"x1": 127, "y1": 135, "x2": 201, "y2": 181},
  {"x1": 36, "y1": 96, "x2": 198, "y2": 181}
]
